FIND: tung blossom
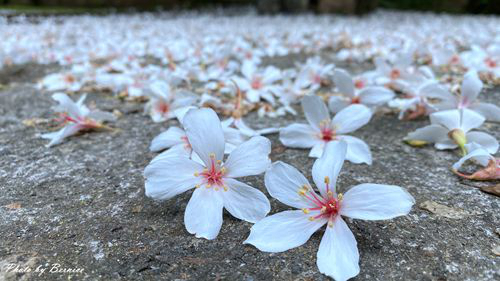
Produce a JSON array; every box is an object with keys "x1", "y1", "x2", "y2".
[
  {"x1": 405, "y1": 108, "x2": 499, "y2": 155},
  {"x1": 245, "y1": 141, "x2": 415, "y2": 281},
  {"x1": 144, "y1": 108, "x2": 271, "y2": 239},
  {"x1": 41, "y1": 93, "x2": 116, "y2": 147},
  {"x1": 432, "y1": 71, "x2": 500, "y2": 122},
  {"x1": 232, "y1": 61, "x2": 282, "y2": 105},
  {"x1": 329, "y1": 68, "x2": 394, "y2": 113},
  {"x1": 280, "y1": 95, "x2": 373, "y2": 164},
  {"x1": 144, "y1": 81, "x2": 196, "y2": 123}
]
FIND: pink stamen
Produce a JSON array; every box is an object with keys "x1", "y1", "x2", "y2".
[{"x1": 200, "y1": 157, "x2": 224, "y2": 187}]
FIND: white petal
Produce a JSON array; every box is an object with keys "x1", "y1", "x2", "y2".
[
  {"x1": 242, "y1": 61, "x2": 256, "y2": 80},
  {"x1": 430, "y1": 109, "x2": 460, "y2": 130},
  {"x1": 174, "y1": 105, "x2": 197, "y2": 125},
  {"x1": 184, "y1": 186, "x2": 224, "y2": 240},
  {"x1": 460, "y1": 108, "x2": 485, "y2": 132},
  {"x1": 246, "y1": 89, "x2": 261, "y2": 103},
  {"x1": 405, "y1": 124, "x2": 449, "y2": 143},
  {"x1": 466, "y1": 131, "x2": 499, "y2": 154},
  {"x1": 317, "y1": 216, "x2": 359, "y2": 281},
  {"x1": 262, "y1": 66, "x2": 282, "y2": 84},
  {"x1": 333, "y1": 69, "x2": 355, "y2": 97},
  {"x1": 279, "y1": 123, "x2": 319, "y2": 148},
  {"x1": 244, "y1": 210, "x2": 326, "y2": 252},
  {"x1": 340, "y1": 184, "x2": 415, "y2": 220},
  {"x1": 224, "y1": 136, "x2": 271, "y2": 178},
  {"x1": 41, "y1": 124, "x2": 82, "y2": 147},
  {"x1": 150, "y1": 144, "x2": 191, "y2": 162},
  {"x1": 328, "y1": 96, "x2": 350, "y2": 113},
  {"x1": 221, "y1": 178, "x2": 270, "y2": 223},
  {"x1": 149, "y1": 126, "x2": 185, "y2": 152},
  {"x1": 453, "y1": 143, "x2": 493, "y2": 170},
  {"x1": 265, "y1": 161, "x2": 315, "y2": 209},
  {"x1": 301, "y1": 95, "x2": 330, "y2": 131},
  {"x1": 312, "y1": 141, "x2": 347, "y2": 197},
  {"x1": 144, "y1": 156, "x2": 203, "y2": 200},
  {"x1": 470, "y1": 103, "x2": 500, "y2": 122},
  {"x1": 339, "y1": 135, "x2": 372, "y2": 165},
  {"x1": 52, "y1": 93, "x2": 83, "y2": 118},
  {"x1": 309, "y1": 142, "x2": 325, "y2": 158},
  {"x1": 461, "y1": 71, "x2": 483, "y2": 105},
  {"x1": 358, "y1": 87, "x2": 395, "y2": 106},
  {"x1": 332, "y1": 104, "x2": 372, "y2": 134},
  {"x1": 435, "y1": 139, "x2": 458, "y2": 150},
  {"x1": 183, "y1": 108, "x2": 225, "y2": 167}
]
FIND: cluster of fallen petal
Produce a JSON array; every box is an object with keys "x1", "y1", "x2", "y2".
[{"x1": 2, "y1": 9, "x2": 498, "y2": 280}]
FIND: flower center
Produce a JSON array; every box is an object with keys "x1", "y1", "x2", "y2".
[
  {"x1": 251, "y1": 77, "x2": 263, "y2": 90},
  {"x1": 194, "y1": 153, "x2": 227, "y2": 191},
  {"x1": 57, "y1": 113, "x2": 99, "y2": 128},
  {"x1": 354, "y1": 79, "x2": 365, "y2": 89},
  {"x1": 155, "y1": 101, "x2": 169, "y2": 115},
  {"x1": 312, "y1": 73, "x2": 322, "y2": 84},
  {"x1": 485, "y1": 58, "x2": 497, "y2": 68},
  {"x1": 299, "y1": 176, "x2": 342, "y2": 227},
  {"x1": 319, "y1": 120, "x2": 335, "y2": 142},
  {"x1": 390, "y1": 68, "x2": 400, "y2": 79},
  {"x1": 450, "y1": 55, "x2": 460, "y2": 64},
  {"x1": 351, "y1": 96, "x2": 361, "y2": 104}
]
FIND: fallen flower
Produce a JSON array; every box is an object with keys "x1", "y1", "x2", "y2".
[
  {"x1": 280, "y1": 94, "x2": 373, "y2": 164},
  {"x1": 144, "y1": 80, "x2": 196, "y2": 123},
  {"x1": 431, "y1": 71, "x2": 500, "y2": 122},
  {"x1": 329, "y1": 68, "x2": 394, "y2": 113},
  {"x1": 405, "y1": 108, "x2": 498, "y2": 155},
  {"x1": 144, "y1": 108, "x2": 271, "y2": 239},
  {"x1": 244, "y1": 141, "x2": 415, "y2": 281},
  {"x1": 41, "y1": 93, "x2": 115, "y2": 147}
]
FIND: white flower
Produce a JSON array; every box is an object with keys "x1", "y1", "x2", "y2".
[
  {"x1": 329, "y1": 69, "x2": 394, "y2": 113},
  {"x1": 405, "y1": 108, "x2": 499, "y2": 155},
  {"x1": 222, "y1": 117, "x2": 279, "y2": 138},
  {"x1": 150, "y1": 106, "x2": 247, "y2": 158},
  {"x1": 295, "y1": 57, "x2": 334, "y2": 91},
  {"x1": 144, "y1": 108, "x2": 271, "y2": 239},
  {"x1": 388, "y1": 81, "x2": 448, "y2": 120},
  {"x1": 280, "y1": 95, "x2": 373, "y2": 164},
  {"x1": 431, "y1": 71, "x2": 500, "y2": 122},
  {"x1": 244, "y1": 141, "x2": 415, "y2": 281},
  {"x1": 144, "y1": 81, "x2": 196, "y2": 123},
  {"x1": 41, "y1": 93, "x2": 115, "y2": 147},
  {"x1": 232, "y1": 61, "x2": 282, "y2": 105}
]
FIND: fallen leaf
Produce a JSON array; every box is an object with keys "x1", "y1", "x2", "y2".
[
  {"x1": 493, "y1": 245, "x2": 500, "y2": 256},
  {"x1": 480, "y1": 184, "x2": 500, "y2": 197},
  {"x1": 419, "y1": 200, "x2": 480, "y2": 219},
  {"x1": 4, "y1": 202, "x2": 21, "y2": 209}
]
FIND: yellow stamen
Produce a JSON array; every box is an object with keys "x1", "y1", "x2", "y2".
[
  {"x1": 338, "y1": 193, "x2": 343, "y2": 201},
  {"x1": 302, "y1": 208, "x2": 310, "y2": 214},
  {"x1": 223, "y1": 186, "x2": 228, "y2": 192},
  {"x1": 194, "y1": 172, "x2": 199, "y2": 177},
  {"x1": 324, "y1": 176, "x2": 330, "y2": 184},
  {"x1": 308, "y1": 217, "x2": 315, "y2": 221},
  {"x1": 216, "y1": 160, "x2": 222, "y2": 165},
  {"x1": 209, "y1": 153, "x2": 216, "y2": 159},
  {"x1": 328, "y1": 221, "x2": 334, "y2": 228},
  {"x1": 206, "y1": 184, "x2": 211, "y2": 188}
]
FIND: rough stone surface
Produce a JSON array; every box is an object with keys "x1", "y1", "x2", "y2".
[{"x1": 0, "y1": 58, "x2": 499, "y2": 281}]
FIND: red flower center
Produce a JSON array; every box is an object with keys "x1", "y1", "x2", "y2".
[
  {"x1": 354, "y1": 79, "x2": 365, "y2": 89},
  {"x1": 299, "y1": 177, "x2": 342, "y2": 226},
  {"x1": 155, "y1": 101, "x2": 169, "y2": 115},
  {"x1": 196, "y1": 154, "x2": 226, "y2": 189},
  {"x1": 390, "y1": 69, "x2": 401, "y2": 79},
  {"x1": 251, "y1": 77, "x2": 263, "y2": 90}
]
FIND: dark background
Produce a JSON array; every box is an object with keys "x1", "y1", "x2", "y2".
[{"x1": 0, "y1": 0, "x2": 499, "y2": 14}]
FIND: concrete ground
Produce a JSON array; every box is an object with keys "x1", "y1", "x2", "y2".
[{"x1": 0, "y1": 59, "x2": 499, "y2": 280}]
